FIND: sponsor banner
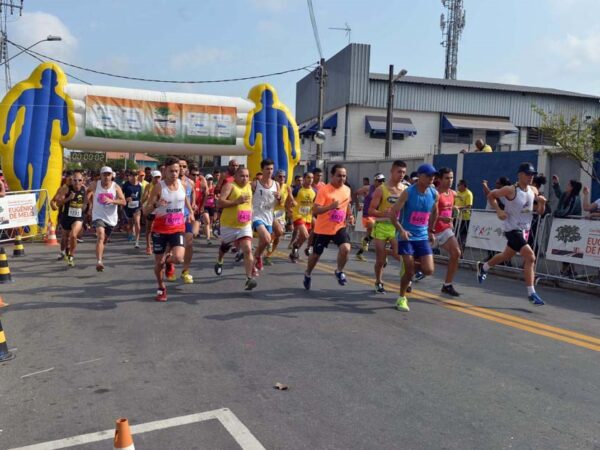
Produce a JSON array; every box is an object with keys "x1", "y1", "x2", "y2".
[
  {"x1": 0, "y1": 193, "x2": 38, "y2": 229},
  {"x1": 546, "y1": 218, "x2": 600, "y2": 268},
  {"x1": 466, "y1": 210, "x2": 507, "y2": 252},
  {"x1": 85, "y1": 95, "x2": 236, "y2": 145}
]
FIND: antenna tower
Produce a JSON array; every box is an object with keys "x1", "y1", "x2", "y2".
[
  {"x1": 440, "y1": 0, "x2": 465, "y2": 80},
  {"x1": 0, "y1": 0, "x2": 24, "y2": 91}
]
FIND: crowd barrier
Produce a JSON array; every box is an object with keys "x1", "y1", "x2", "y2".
[{"x1": 0, "y1": 189, "x2": 50, "y2": 243}]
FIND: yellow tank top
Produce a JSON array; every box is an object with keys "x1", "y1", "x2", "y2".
[
  {"x1": 376, "y1": 183, "x2": 403, "y2": 221},
  {"x1": 293, "y1": 186, "x2": 316, "y2": 222},
  {"x1": 275, "y1": 184, "x2": 288, "y2": 212},
  {"x1": 220, "y1": 182, "x2": 253, "y2": 228}
]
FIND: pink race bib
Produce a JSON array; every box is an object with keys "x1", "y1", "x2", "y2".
[
  {"x1": 165, "y1": 213, "x2": 184, "y2": 226},
  {"x1": 237, "y1": 210, "x2": 251, "y2": 223},
  {"x1": 330, "y1": 209, "x2": 346, "y2": 224},
  {"x1": 409, "y1": 211, "x2": 430, "y2": 226},
  {"x1": 98, "y1": 193, "x2": 114, "y2": 205}
]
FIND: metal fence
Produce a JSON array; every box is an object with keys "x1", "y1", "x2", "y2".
[{"x1": 0, "y1": 189, "x2": 50, "y2": 243}]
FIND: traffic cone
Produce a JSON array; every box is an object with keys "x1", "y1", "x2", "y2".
[
  {"x1": 13, "y1": 234, "x2": 25, "y2": 257},
  {"x1": 0, "y1": 318, "x2": 15, "y2": 362},
  {"x1": 114, "y1": 418, "x2": 135, "y2": 450},
  {"x1": 0, "y1": 247, "x2": 12, "y2": 283},
  {"x1": 45, "y1": 222, "x2": 58, "y2": 246}
]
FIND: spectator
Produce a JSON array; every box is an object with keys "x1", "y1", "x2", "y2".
[
  {"x1": 455, "y1": 179, "x2": 473, "y2": 250},
  {"x1": 144, "y1": 166, "x2": 152, "y2": 183},
  {"x1": 482, "y1": 177, "x2": 511, "y2": 210},
  {"x1": 409, "y1": 171, "x2": 418, "y2": 185},
  {"x1": 582, "y1": 186, "x2": 600, "y2": 218},
  {"x1": 551, "y1": 175, "x2": 582, "y2": 218},
  {"x1": 474, "y1": 139, "x2": 493, "y2": 153},
  {"x1": 0, "y1": 169, "x2": 7, "y2": 196},
  {"x1": 529, "y1": 174, "x2": 551, "y2": 250}
]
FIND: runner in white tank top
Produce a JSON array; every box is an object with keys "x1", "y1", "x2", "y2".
[
  {"x1": 251, "y1": 159, "x2": 281, "y2": 275},
  {"x1": 478, "y1": 162, "x2": 547, "y2": 306}
]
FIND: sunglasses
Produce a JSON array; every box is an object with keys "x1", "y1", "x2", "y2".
[
  {"x1": 73, "y1": 179, "x2": 83, "y2": 182},
  {"x1": 190, "y1": 173, "x2": 200, "y2": 176}
]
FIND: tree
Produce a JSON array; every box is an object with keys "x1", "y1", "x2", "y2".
[
  {"x1": 554, "y1": 224, "x2": 582, "y2": 249},
  {"x1": 533, "y1": 105, "x2": 600, "y2": 185}
]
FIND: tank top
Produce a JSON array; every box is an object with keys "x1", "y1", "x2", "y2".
[
  {"x1": 152, "y1": 179, "x2": 186, "y2": 234},
  {"x1": 220, "y1": 182, "x2": 253, "y2": 229},
  {"x1": 92, "y1": 181, "x2": 119, "y2": 226},
  {"x1": 375, "y1": 183, "x2": 403, "y2": 222},
  {"x1": 182, "y1": 177, "x2": 193, "y2": 218},
  {"x1": 400, "y1": 184, "x2": 437, "y2": 241},
  {"x1": 293, "y1": 186, "x2": 317, "y2": 222},
  {"x1": 194, "y1": 178, "x2": 204, "y2": 212},
  {"x1": 362, "y1": 185, "x2": 376, "y2": 218},
  {"x1": 65, "y1": 186, "x2": 86, "y2": 219},
  {"x1": 252, "y1": 180, "x2": 278, "y2": 225},
  {"x1": 502, "y1": 184, "x2": 535, "y2": 233},
  {"x1": 204, "y1": 185, "x2": 216, "y2": 208},
  {"x1": 434, "y1": 189, "x2": 455, "y2": 234}
]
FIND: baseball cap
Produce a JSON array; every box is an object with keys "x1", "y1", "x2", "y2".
[
  {"x1": 205, "y1": 174, "x2": 213, "y2": 180},
  {"x1": 417, "y1": 163, "x2": 437, "y2": 176},
  {"x1": 518, "y1": 162, "x2": 538, "y2": 175},
  {"x1": 276, "y1": 169, "x2": 286, "y2": 176},
  {"x1": 374, "y1": 173, "x2": 385, "y2": 181},
  {"x1": 137, "y1": 170, "x2": 145, "y2": 176},
  {"x1": 100, "y1": 166, "x2": 113, "y2": 174},
  {"x1": 151, "y1": 170, "x2": 161, "y2": 178}
]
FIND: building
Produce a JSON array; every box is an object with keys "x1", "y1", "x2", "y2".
[
  {"x1": 105, "y1": 152, "x2": 159, "y2": 169},
  {"x1": 296, "y1": 43, "x2": 600, "y2": 161}
]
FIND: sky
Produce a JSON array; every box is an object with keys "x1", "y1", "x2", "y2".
[{"x1": 3, "y1": 0, "x2": 600, "y2": 114}]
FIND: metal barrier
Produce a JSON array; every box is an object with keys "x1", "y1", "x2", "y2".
[{"x1": 0, "y1": 189, "x2": 50, "y2": 243}]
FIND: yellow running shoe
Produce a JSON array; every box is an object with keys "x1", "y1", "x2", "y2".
[
  {"x1": 395, "y1": 296, "x2": 410, "y2": 312},
  {"x1": 181, "y1": 271, "x2": 194, "y2": 284}
]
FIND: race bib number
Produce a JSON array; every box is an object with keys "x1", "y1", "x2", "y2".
[
  {"x1": 300, "y1": 206, "x2": 312, "y2": 216},
  {"x1": 128, "y1": 200, "x2": 139, "y2": 209},
  {"x1": 237, "y1": 210, "x2": 251, "y2": 223},
  {"x1": 98, "y1": 193, "x2": 114, "y2": 205},
  {"x1": 409, "y1": 211, "x2": 430, "y2": 226},
  {"x1": 68, "y1": 207, "x2": 82, "y2": 218},
  {"x1": 165, "y1": 213, "x2": 184, "y2": 226},
  {"x1": 330, "y1": 209, "x2": 346, "y2": 224}
]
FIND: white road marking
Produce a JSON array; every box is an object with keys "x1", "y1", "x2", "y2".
[
  {"x1": 9, "y1": 408, "x2": 266, "y2": 450},
  {"x1": 73, "y1": 357, "x2": 104, "y2": 365},
  {"x1": 20, "y1": 367, "x2": 54, "y2": 379}
]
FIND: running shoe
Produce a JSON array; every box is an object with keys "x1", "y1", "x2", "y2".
[
  {"x1": 146, "y1": 246, "x2": 152, "y2": 255},
  {"x1": 214, "y1": 261, "x2": 223, "y2": 276},
  {"x1": 181, "y1": 271, "x2": 194, "y2": 284},
  {"x1": 303, "y1": 273, "x2": 312, "y2": 290},
  {"x1": 395, "y1": 296, "x2": 410, "y2": 312},
  {"x1": 335, "y1": 270, "x2": 347, "y2": 286},
  {"x1": 235, "y1": 252, "x2": 244, "y2": 263},
  {"x1": 304, "y1": 246, "x2": 313, "y2": 257},
  {"x1": 134, "y1": 242, "x2": 140, "y2": 249},
  {"x1": 252, "y1": 266, "x2": 260, "y2": 278},
  {"x1": 67, "y1": 256, "x2": 75, "y2": 267},
  {"x1": 356, "y1": 251, "x2": 367, "y2": 262},
  {"x1": 264, "y1": 256, "x2": 273, "y2": 266},
  {"x1": 477, "y1": 261, "x2": 487, "y2": 284},
  {"x1": 414, "y1": 271, "x2": 425, "y2": 281},
  {"x1": 256, "y1": 256, "x2": 264, "y2": 271},
  {"x1": 361, "y1": 236, "x2": 369, "y2": 252},
  {"x1": 206, "y1": 239, "x2": 213, "y2": 246},
  {"x1": 96, "y1": 261, "x2": 104, "y2": 272},
  {"x1": 244, "y1": 277, "x2": 257, "y2": 291},
  {"x1": 267, "y1": 242, "x2": 273, "y2": 254},
  {"x1": 375, "y1": 282, "x2": 386, "y2": 294},
  {"x1": 441, "y1": 284, "x2": 460, "y2": 297},
  {"x1": 528, "y1": 293, "x2": 545, "y2": 306},
  {"x1": 155, "y1": 287, "x2": 167, "y2": 302},
  {"x1": 166, "y1": 262, "x2": 176, "y2": 281},
  {"x1": 57, "y1": 253, "x2": 66, "y2": 261},
  {"x1": 77, "y1": 238, "x2": 84, "y2": 243}
]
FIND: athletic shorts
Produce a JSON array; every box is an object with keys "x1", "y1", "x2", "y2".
[
  {"x1": 273, "y1": 210, "x2": 286, "y2": 228},
  {"x1": 252, "y1": 220, "x2": 273, "y2": 234},
  {"x1": 293, "y1": 218, "x2": 311, "y2": 231},
  {"x1": 313, "y1": 228, "x2": 351, "y2": 255},
  {"x1": 220, "y1": 225, "x2": 252, "y2": 245},
  {"x1": 371, "y1": 221, "x2": 396, "y2": 241},
  {"x1": 398, "y1": 239, "x2": 433, "y2": 258},
  {"x1": 92, "y1": 219, "x2": 114, "y2": 236},
  {"x1": 124, "y1": 207, "x2": 141, "y2": 219},
  {"x1": 362, "y1": 216, "x2": 375, "y2": 229},
  {"x1": 184, "y1": 220, "x2": 194, "y2": 234},
  {"x1": 152, "y1": 232, "x2": 184, "y2": 255},
  {"x1": 435, "y1": 228, "x2": 455, "y2": 246},
  {"x1": 205, "y1": 206, "x2": 216, "y2": 217},
  {"x1": 146, "y1": 213, "x2": 155, "y2": 221},
  {"x1": 60, "y1": 216, "x2": 83, "y2": 231},
  {"x1": 504, "y1": 230, "x2": 529, "y2": 252}
]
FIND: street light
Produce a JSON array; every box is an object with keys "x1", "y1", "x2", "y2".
[
  {"x1": 385, "y1": 65, "x2": 408, "y2": 158},
  {"x1": 1, "y1": 35, "x2": 62, "y2": 66}
]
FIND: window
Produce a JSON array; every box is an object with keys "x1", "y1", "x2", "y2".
[
  {"x1": 441, "y1": 129, "x2": 472, "y2": 144},
  {"x1": 527, "y1": 128, "x2": 555, "y2": 146},
  {"x1": 369, "y1": 131, "x2": 405, "y2": 141}
]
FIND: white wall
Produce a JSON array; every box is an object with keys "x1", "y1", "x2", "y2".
[{"x1": 298, "y1": 106, "x2": 346, "y2": 161}]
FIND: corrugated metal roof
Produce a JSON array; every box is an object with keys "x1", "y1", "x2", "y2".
[{"x1": 368, "y1": 73, "x2": 600, "y2": 100}]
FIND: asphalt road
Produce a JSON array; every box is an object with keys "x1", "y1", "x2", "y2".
[{"x1": 0, "y1": 233, "x2": 599, "y2": 450}]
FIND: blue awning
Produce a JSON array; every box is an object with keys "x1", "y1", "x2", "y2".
[
  {"x1": 299, "y1": 113, "x2": 338, "y2": 136},
  {"x1": 442, "y1": 114, "x2": 518, "y2": 132},
  {"x1": 365, "y1": 115, "x2": 417, "y2": 136}
]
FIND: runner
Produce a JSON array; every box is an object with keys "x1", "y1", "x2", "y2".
[
  {"x1": 289, "y1": 172, "x2": 316, "y2": 263},
  {"x1": 354, "y1": 173, "x2": 385, "y2": 262},
  {"x1": 142, "y1": 170, "x2": 161, "y2": 255},
  {"x1": 251, "y1": 159, "x2": 280, "y2": 275},
  {"x1": 179, "y1": 158, "x2": 196, "y2": 284},
  {"x1": 56, "y1": 170, "x2": 87, "y2": 267},
  {"x1": 123, "y1": 171, "x2": 143, "y2": 248},
  {"x1": 312, "y1": 168, "x2": 326, "y2": 192},
  {"x1": 433, "y1": 167, "x2": 461, "y2": 296},
  {"x1": 266, "y1": 169, "x2": 293, "y2": 265},
  {"x1": 214, "y1": 167, "x2": 257, "y2": 291},
  {"x1": 86, "y1": 166, "x2": 126, "y2": 272},
  {"x1": 477, "y1": 162, "x2": 547, "y2": 306},
  {"x1": 303, "y1": 164, "x2": 354, "y2": 290},
  {"x1": 388, "y1": 164, "x2": 439, "y2": 312},
  {"x1": 189, "y1": 165, "x2": 209, "y2": 243},
  {"x1": 51, "y1": 173, "x2": 72, "y2": 260},
  {"x1": 203, "y1": 174, "x2": 218, "y2": 243},
  {"x1": 214, "y1": 159, "x2": 238, "y2": 196},
  {"x1": 368, "y1": 161, "x2": 407, "y2": 293},
  {"x1": 143, "y1": 157, "x2": 193, "y2": 301}
]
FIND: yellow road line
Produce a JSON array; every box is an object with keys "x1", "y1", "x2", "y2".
[{"x1": 276, "y1": 252, "x2": 600, "y2": 352}]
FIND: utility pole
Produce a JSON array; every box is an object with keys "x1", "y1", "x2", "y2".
[
  {"x1": 385, "y1": 65, "x2": 407, "y2": 159},
  {"x1": 0, "y1": 0, "x2": 24, "y2": 92},
  {"x1": 315, "y1": 57, "x2": 326, "y2": 165},
  {"x1": 440, "y1": 0, "x2": 466, "y2": 80}
]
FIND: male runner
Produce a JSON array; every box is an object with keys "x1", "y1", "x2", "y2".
[
  {"x1": 189, "y1": 164, "x2": 209, "y2": 242},
  {"x1": 303, "y1": 164, "x2": 354, "y2": 290},
  {"x1": 289, "y1": 172, "x2": 316, "y2": 263},
  {"x1": 87, "y1": 166, "x2": 126, "y2": 272},
  {"x1": 51, "y1": 172, "x2": 72, "y2": 260},
  {"x1": 251, "y1": 159, "x2": 280, "y2": 274},
  {"x1": 143, "y1": 158, "x2": 193, "y2": 301},
  {"x1": 178, "y1": 158, "x2": 196, "y2": 284},
  {"x1": 123, "y1": 171, "x2": 143, "y2": 248},
  {"x1": 214, "y1": 167, "x2": 257, "y2": 291},
  {"x1": 368, "y1": 161, "x2": 407, "y2": 293},
  {"x1": 56, "y1": 170, "x2": 87, "y2": 267},
  {"x1": 388, "y1": 164, "x2": 439, "y2": 312},
  {"x1": 433, "y1": 167, "x2": 461, "y2": 296},
  {"x1": 203, "y1": 174, "x2": 217, "y2": 243},
  {"x1": 354, "y1": 174, "x2": 385, "y2": 262},
  {"x1": 266, "y1": 169, "x2": 293, "y2": 265},
  {"x1": 478, "y1": 162, "x2": 547, "y2": 305},
  {"x1": 142, "y1": 171, "x2": 161, "y2": 255}
]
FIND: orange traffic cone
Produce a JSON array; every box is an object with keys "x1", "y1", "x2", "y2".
[
  {"x1": 45, "y1": 222, "x2": 58, "y2": 246},
  {"x1": 114, "y1": 418, "x2": 135, "y2": 449}
]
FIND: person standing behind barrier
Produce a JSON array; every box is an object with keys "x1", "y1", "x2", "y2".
[
  {"x1": 474, "y1": 139, "x2": 493, "y2": 153},
  {"x1": 551, "y1": 175, "x2": 582, "y2": 218},
  {"x1": 478, "y1": 162, "x2": 547, "y2": 306},
  {"x1": 582, "y1": 186, "x2": 600, "y2": 218},
  {"x1": 303, "y1": 164, "x2": 354, "y2": 290},
  {"x1": 454, "y1": 179, "x2": 473, "y2": 251},
  {"x1": 0, "y1": 170, "x2": 5, "y2": 197},
  {"x1": 353, "y1": 174, "x2": 384, "y2": 262}
]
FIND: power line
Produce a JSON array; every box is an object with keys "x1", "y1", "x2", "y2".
[
  {"x1": 307, "y1": 0, "x2": 323, "y2": 60},
  {"x1": 7, "y1": 40, "x2": 318, "y2": 84}
]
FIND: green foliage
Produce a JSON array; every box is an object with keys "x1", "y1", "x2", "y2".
[
  {"x1": 554, "y1": 225, "x2": 582, "y2": 245},
  {"x1": 106, "y1": 159, "x2": 138, "y2": 170},
  {"x1": 154, "y1": 106, "x2": 171, "y2": 117}
]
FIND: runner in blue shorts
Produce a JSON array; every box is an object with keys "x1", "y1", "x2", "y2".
[{"x1": 388, "y1": 164, "x2": 439, "y2": 312}]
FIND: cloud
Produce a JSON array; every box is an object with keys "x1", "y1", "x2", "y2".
[
  {"x1": 8, "y1": 12, "x2": 77, "y2": 61},
  {"x1": 551, "y1": 31, "x2": 600, "y2": 71},
  {"x1": 169, "y1": 47, "x2": 231, "y2": 71}
]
